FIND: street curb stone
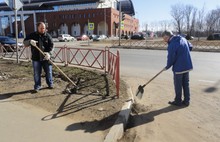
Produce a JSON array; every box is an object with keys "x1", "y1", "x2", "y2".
[{"x1": 104, "y1": 87, "x2": 134, "y2": 142}]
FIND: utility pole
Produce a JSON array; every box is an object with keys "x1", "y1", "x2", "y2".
[
  {"x1": 4, "y1": 0, "x2": 23, "y2": 63},
  {"x1": 118, "y1": 1, "x2": 121, "y2": 46},
  {"x1": 104, "y1": 8, "x2": 106, "y2": 36},
  {"x1": 14, "y1": 0, "x2": 19, "y2": 63},
  {"x1": 21, "y1": 7, "x2": 26, "y2": 38},
  {"x1": 88, "y1": 19, "x2": 90, "y2": 46}
]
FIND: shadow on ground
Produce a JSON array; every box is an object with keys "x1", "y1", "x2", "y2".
[
  {"x1": 204, "y1": 80, "x2": 220, "y2": 93},
  {"x1": 0, "y1": 90, "x2": 32, "y2": 100},
  {"x1": 41, "y1": 92, "x2": 117, "y2": 121},
  {"x1": 41, "y1": 74, "x2": 116, "y2": 121},
  {"x1": 64, "y1": 105, "x2": 186, "y2": 133},
  {"x1": 127, "y1": 105, "x2": 186, "y2": 129},
  {"x1": 65, "y1": 110, "x2": 119, "y2": 133},
  {"x1": 0, "y1": 89, "x2": 59, "y2": 103}
]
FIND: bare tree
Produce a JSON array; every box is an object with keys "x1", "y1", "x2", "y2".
[
  {"x1": 190, "y1": 8, "x2": 197, "y2": 35},
  {"x1": 142, "y1": 22, "x2": 148, "y2": 32},
  {"x1": 184, "y1": 5, "x2": 197, "y2": 35},
  {"x1": 206, "y1": 8, "x2": 220, "y2": 35},
  {"x1": 196, "y1": 5, "x2": 206, "y2": 40},
  {"x1": 213, "y1": 8, "x2": 220, "y2": 33},
  {"x1": 159, "y1": 20, "x2": 172, "y2": 31},
  {"x1": 171, "y1": 4, "x2": 185, "y2": 34},
  {"x1": 185, "y1": 5, "x2": 194, "y2": 33}
]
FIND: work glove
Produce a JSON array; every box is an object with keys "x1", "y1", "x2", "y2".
[
  {"x1": 44, "y1": 52, "x2": 51, "y2": 60},
  {"x1": 30, "y1": 40, "x2": 38, "y2": 47}
]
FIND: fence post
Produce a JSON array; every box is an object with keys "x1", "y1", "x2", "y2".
[
  {"x1": 64, "y1": 45, "x2": 68, "y2": 66},
  {"x1": 108, "y1": 47, "x2": 110, "y2": 73},
  {"x1": 104, "y1": 47, "x2": 107, "y2": 73},
  {"x1": 116, "y1": 50, "x2": 120, "y2": 97},
  {"x1": 0, "y1": 45, "x2": 3, "y2": 58},
  {"x1": 28, "y1": 47, "x2": 31, "y2": 61}
]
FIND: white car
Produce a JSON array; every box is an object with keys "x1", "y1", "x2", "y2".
[
  {"x1": 97, "y1": 35, "x2": 107, "y2": 40},
  {"x1": 58, "y1": 34, "x2": 76, "y2": 42}
]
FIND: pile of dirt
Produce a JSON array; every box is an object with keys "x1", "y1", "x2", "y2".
[
  {"x1": 0, "y1": 59, "x2": 128, "y2": 131},
  {"x1": 131, "y1": 103, "x2": 152, "y2": 114}
]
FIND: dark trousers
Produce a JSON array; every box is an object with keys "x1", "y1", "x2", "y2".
[
  {"x1": 173, "y1": 72, "x2": 190, "y2": 104},
  {"x1": 32, "y1": 60, "x2": 53, "y2": 90}
]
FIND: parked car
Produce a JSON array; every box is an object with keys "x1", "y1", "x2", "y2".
[
  {"x1": 207, "y1": 33, "x2": 220, "y2": 40},
  {"x1": 89, "y1": 34, "x2": 97, "y2": 40},
  {"x1": 91, "y1": 35, "x2": 100, "y2": 41},
  {"x1": 58, "y1": 34, "x2": 76, "y2": 42},
  {"x1": 121, "y1": 34, "x2": 129, "y2": 40},
  {"x1": 97, "y1": 35, "x2": 107, "y2": 40},
  {"x1": 91, "y1": 35, "x2": 108, "y2": 41},
  {"x1": 180, "y1": 34, "x2": 194, "y2": 40},
  {"x1": 0, "y1": 36, "x2": 23, "y2": 52},
  {"x1": 185, "y1": 34, "x2": 194, "y2": 40},
  {"x1": 76, "y1": 35, "x2": 89, "y2": 41},
  {"x1": 131, "y1": 34, "x2": 145, "y2": 40}
]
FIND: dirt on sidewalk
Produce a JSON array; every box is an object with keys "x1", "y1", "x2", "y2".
[{"x1": 118, "y1": 76, "x2": 220, "y2": 142}]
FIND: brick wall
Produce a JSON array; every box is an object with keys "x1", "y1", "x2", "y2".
[{"x1": 5, "y1": 8, "x2": 139, "y2": 37}]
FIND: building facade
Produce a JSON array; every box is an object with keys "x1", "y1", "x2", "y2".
[
  {"x1": 1, "y1": 0, "x2": 139, "y2": 37},
  {"x1": 32, "y1": 8, "x2": 138, "y2": 37}
]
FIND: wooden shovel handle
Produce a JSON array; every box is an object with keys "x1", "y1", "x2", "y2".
[{"x1": 143, "y1": 68, "x2": 165, "y2": 87}]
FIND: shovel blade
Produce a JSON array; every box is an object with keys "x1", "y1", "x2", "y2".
[{"x1": 136, "y1": 85, "x2": 144, "y2": 99}]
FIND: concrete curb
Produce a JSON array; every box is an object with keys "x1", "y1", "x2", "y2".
[{"x1": 104, "y1": 87, "x2": 134, "y2": 142}]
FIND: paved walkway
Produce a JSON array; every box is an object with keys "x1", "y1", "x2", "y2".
[{"x1": 0, "y1": 100, "x2": 103, "y2": 142}]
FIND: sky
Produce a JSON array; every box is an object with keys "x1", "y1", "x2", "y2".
[
  {"x1": 0, "y1": 0, "x2": 220, "y2": 30},
  {"x1": 132, "y1": 0, "x2": 220, "y2": 30}
]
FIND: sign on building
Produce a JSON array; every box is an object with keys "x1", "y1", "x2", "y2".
[
  {"x1": 121, "y1": 21, "x2": 124, "y2": 30},
  {"x1": 88, "y1": 22, "x2": 94, "y2": 30},
  {"x1": 4, "y1": 0, "x2": 23, "y2": 11}
]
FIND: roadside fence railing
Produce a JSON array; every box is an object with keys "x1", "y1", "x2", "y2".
[{"x1": 0, "y1": 45, "x2": 120, "y2": 97}]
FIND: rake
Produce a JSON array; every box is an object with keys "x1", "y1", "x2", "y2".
[{"x1": 33, "y1": 45, "x2": 77, "y2": 93}]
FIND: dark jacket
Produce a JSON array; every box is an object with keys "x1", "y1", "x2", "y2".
[
  {"x1": 23, "y1": 32, "x2": 54, "y2": 61},
  {"x1": 165, "y1": 35, "x2": 193, "y2": 74}
]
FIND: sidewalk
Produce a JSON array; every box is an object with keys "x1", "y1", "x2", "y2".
[{"x1": 0, "y1": 100, "x2": 104, "y2": 142}]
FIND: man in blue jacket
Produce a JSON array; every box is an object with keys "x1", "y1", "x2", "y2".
[{"x1": 162, "y1": 30, "x2": 193, "y2": 106}]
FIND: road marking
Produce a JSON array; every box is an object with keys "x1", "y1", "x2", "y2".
[{"x1": 198, "y1": 80, "x2": 215, "y2": 84}]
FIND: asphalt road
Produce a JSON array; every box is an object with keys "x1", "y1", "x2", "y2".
[{"x1": 117, "y1": 49, "x2": 220, "y2": 82}]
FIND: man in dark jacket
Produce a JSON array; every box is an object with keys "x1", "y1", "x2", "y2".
[
  {"x1": 162, "y1": 30, "x2": 193, "y2": 106},
  {"x1": 23, "y1": 22, "x2": 54, "y2": 93}
]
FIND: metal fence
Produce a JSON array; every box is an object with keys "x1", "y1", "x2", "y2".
[
  {"x1": 0, "y1": 45, "x2": 120, "y2": 97},
  {"x1": 112, "y1": 39, "x2": 220, "y2": 52}
]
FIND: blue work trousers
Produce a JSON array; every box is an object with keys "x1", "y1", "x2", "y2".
[
  {"x1": 32, "y1": 60, "x2": 53, "y2": 90},
  {"x1": 173, "y1": 72, "x2": 190, "y2": 104}
]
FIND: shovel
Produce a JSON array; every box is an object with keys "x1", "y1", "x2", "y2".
[
  {"x1": 136, "y1": 68, "x2": 166, "y2": 99},
  {"x1": 33, "y1": 45, "x2": 77, "y2": 93}
]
